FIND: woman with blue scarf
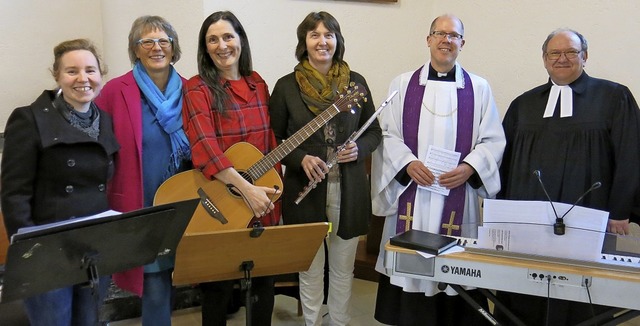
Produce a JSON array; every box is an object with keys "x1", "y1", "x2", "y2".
[{"x1": 94, "y1": 15, "x2": 190, "y2": 326}]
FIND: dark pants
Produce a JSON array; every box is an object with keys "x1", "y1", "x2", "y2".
[
  {"x1": 141, "y1": 269, "x2": 174, "y2": 326},
  {"x1": 23, "y1": 275, "x2": 109, "y2": 326},
  {"x1": 495, "y1": 291, "x2": 613, "y2": 326},
  {"x1": 375, "y1": 274, "x2": 492, "y2": 326},
  {"x1": 200, "y1": 276, "x2": 274, "y2": 326}
]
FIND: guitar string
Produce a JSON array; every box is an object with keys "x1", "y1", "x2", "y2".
[
  {"x1": 259, "y1": 185, "x2": 280, "y2": 217},
  {"x1": 250, "y1": 88, "x2": 362, "y2": 176},
  {"x1": 207, "y1": 86, "x2": 365, "y2": 220},
  {"x1": 227, "y1": 183, "x2": 279, "y2": 219}
]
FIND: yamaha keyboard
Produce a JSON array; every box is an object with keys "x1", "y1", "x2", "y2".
[{"x1": 384, "y1": 238, "x2": 640, "y2": 311}]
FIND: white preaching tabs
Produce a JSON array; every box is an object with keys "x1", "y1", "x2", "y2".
[
  {"x1": 543, "y1": 83, "x2": 573, "y2": 118},
  {"x1": 419, "y1": 145, "x2": 461, "y2": 196}
]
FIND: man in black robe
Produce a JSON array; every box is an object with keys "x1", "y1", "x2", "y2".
[{"x1": 498, "y1": 28, "x2": 640, "y2": 325}]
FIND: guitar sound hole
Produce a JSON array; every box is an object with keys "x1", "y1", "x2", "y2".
[{"x1": 227, "y1": 171, "x2": 254, "y2": 198}]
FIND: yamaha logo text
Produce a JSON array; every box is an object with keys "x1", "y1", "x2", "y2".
[{"x1": 441, "y1": 265, "x2": 482, "y2": 278}]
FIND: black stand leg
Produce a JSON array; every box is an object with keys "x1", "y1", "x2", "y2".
[
  {"x1": 442, "y1": 283, "x2": 501, "y2": 325},
  {"x1": 575, "y1": 307, "x2": 636, "y2": 326},
  {"x1": 241, "y1": 260, "x2": 256, "y2": 326},
  {"x1": 478, "y1": 289, "x2": 527, "y2": 326},
  {"x1": 81, "y1": 252, "x2": 101, "y2": 325}
]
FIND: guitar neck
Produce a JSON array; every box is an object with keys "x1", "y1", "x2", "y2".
[{"x1": 248, "y1": 104, "x2": 341, "y2": 180}]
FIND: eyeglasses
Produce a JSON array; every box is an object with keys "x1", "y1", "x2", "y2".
[
  {"x1": 546, "y1": 50, "x2": 582, "y2": 60},
  {"x1": 137, "y1": 37, "x2": 173, "y2": 50},
  {"x1": 430, "y1": 31, "x2": 463, "y2": 40}
]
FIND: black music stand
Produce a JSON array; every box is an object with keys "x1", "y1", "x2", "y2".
[
  {"x1": 172, "y1": 222, "x2": 330, "y2": 326},
  {"x1": 1, "y1": 198, "x2": 199, "y2": 304}
]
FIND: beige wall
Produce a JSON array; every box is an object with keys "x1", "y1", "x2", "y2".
[
  {"x1": 1, "y1": 0, "x2": 639, "y2": 129},
  {"x1": 434, "y1": 0, "x2": 640, "y2": 116},
  {"x1": 0, "y1": 0, "x2": 103, "y2": 129}
]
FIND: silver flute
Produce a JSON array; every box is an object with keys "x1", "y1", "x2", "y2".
[{"x1": 294, "y1": 90, "x2": 399, "y2": 205}]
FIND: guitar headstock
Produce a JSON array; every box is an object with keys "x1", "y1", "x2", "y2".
[{"x1": 334, "y1": 82, "x2": 368, "y2": 113}]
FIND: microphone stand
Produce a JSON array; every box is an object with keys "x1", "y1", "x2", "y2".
[{"x1": 532, "y1": 170, "x2": 602, "y2": 236}]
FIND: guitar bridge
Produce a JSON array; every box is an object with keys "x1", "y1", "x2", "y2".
[{"x1": 197, "y1": 188, "x2": 228, "y2": 224}]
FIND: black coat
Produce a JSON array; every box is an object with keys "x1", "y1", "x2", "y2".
[
  {"x1": 1, "y1": 90, "x2": 120, "y2": 236},
  {"x1": 269, "y1": 71, "x2": 381, "y2": 239}
]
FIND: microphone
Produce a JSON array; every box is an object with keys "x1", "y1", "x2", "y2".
[
  {"x1": 533, "y1": 170, "x2": 602, "y2": 235},
  {"x1": 559, "y1": 182, "x2": 602, "y2": 220},
  {"x1": 533, "y1": 170, "x2": 563, "y2": 235}
]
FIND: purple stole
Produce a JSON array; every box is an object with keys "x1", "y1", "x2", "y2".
[{"x1": 395, "y1": 66, "x2": 474, "y2": 236}]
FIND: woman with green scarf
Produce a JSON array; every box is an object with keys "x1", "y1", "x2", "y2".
[{"x1": 269, "y1": 11, "x2": 381, "y2": 326}]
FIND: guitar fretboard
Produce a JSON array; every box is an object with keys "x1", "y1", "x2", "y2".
[
  {"x1": 250, "y1": 104, "x2": 340, "y2": 179},
  {"x1": 247, "y1": 84, "x2": 367, "y2": 180}
]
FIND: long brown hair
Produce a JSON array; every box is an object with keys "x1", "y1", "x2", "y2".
[{"x1": 196, "y1": 11, "x2": 253, "y2": 114}]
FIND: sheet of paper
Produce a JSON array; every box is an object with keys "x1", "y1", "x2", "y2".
[
  {"x1": 478, "y1": 199, "x2": 609, "y2": 261},
  {"x1": 12, "y1": 210, "x2": 121, "y2": 243},
  {"x1": 418, "y1": 145, "x2": 461, "y2": 196},
  {"x1": 415, "y1": 244, "x2": 464, "y2": 260}
]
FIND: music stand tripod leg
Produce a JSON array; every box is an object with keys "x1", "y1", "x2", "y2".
[
  {"x1": 81, "y1": 251, "x2": 102, "y2": 322},
  {"x1": 241, "y1": 260, "x2": 256, "y2": 326}
]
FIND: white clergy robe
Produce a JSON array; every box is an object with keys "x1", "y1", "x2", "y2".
[{"x1": 371, "y1": 62, "x2": 505, "y2": 296}]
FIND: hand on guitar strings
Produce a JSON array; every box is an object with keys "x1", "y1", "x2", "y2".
[
  {"x1": 243, "y1": 184, "x2": 279, "y2": 218},
  {"x1": 215, "y1": 167, "x2": 279, "y2": 218},
  {"x1": 229, "y1": 181, "x2": 279, "y2": 218}
]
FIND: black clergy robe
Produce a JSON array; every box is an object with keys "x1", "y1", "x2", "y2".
[
  {"x1": 500, "y1": 71, "x2": 640, "y2": 221},
  {"x1": 497, "y1": 71, "x2": 640, "y2": 325}
]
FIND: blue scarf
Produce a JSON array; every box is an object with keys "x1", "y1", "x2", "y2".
[{"x1": 133, "y1": 61, "x2": 190, "y2": 172}]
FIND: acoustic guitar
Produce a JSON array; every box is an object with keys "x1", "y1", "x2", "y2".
[{"x1": 154, "y1": 83, "x2": 367, "y2": 234}]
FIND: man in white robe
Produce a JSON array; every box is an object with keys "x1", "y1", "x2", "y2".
[{"x1": 371, "y1": 14, "x2": 505, "y2": 325}]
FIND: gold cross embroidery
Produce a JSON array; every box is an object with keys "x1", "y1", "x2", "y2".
[
  {"x1": 441, "y1": 211, "x2": 460, "y2": 235},
  {"x1": 399, "y1": 202, "x2": 413, "y2": 232}
]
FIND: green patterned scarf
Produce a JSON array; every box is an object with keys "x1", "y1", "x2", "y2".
[{"x1": 294, "y1": 59, "x2": 351, "y2": 116}]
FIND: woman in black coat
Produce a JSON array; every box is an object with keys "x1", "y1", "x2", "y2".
[
  {"x1": 1, "y1": 39, "x2": 119, "y2": 326},
  {"x1": 269, "y1": 11, "x2": 381, "y2": 326}
]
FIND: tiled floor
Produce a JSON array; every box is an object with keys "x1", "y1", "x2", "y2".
[
  {"x1": 109, "y1": 277, "x2": 640, "y2": 326},
  {"x1": 110, "y1": 278, "x2": 387, "y2": 326},
  {"x1": 109, "y1": 279, "x2": 640, "y2": 326},
  {"x1": 4, "y1": 276, "x2": 639, "y2": 325}
]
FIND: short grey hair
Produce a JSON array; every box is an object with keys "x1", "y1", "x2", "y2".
[
  {"x1": 127, "y1": 15, "x2": 181, "y2": 65},
  {"x1": 542, "y1": 28, "x2": 588, "y2": 54}
]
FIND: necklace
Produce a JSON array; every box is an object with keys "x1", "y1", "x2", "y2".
[{"x1": 422, "y1": 102, "x2": 458, "y2": 117}]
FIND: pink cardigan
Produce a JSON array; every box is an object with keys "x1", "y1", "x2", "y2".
[{"x1": 94, "y1": 71, "x2": 187, "y2": 296}]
